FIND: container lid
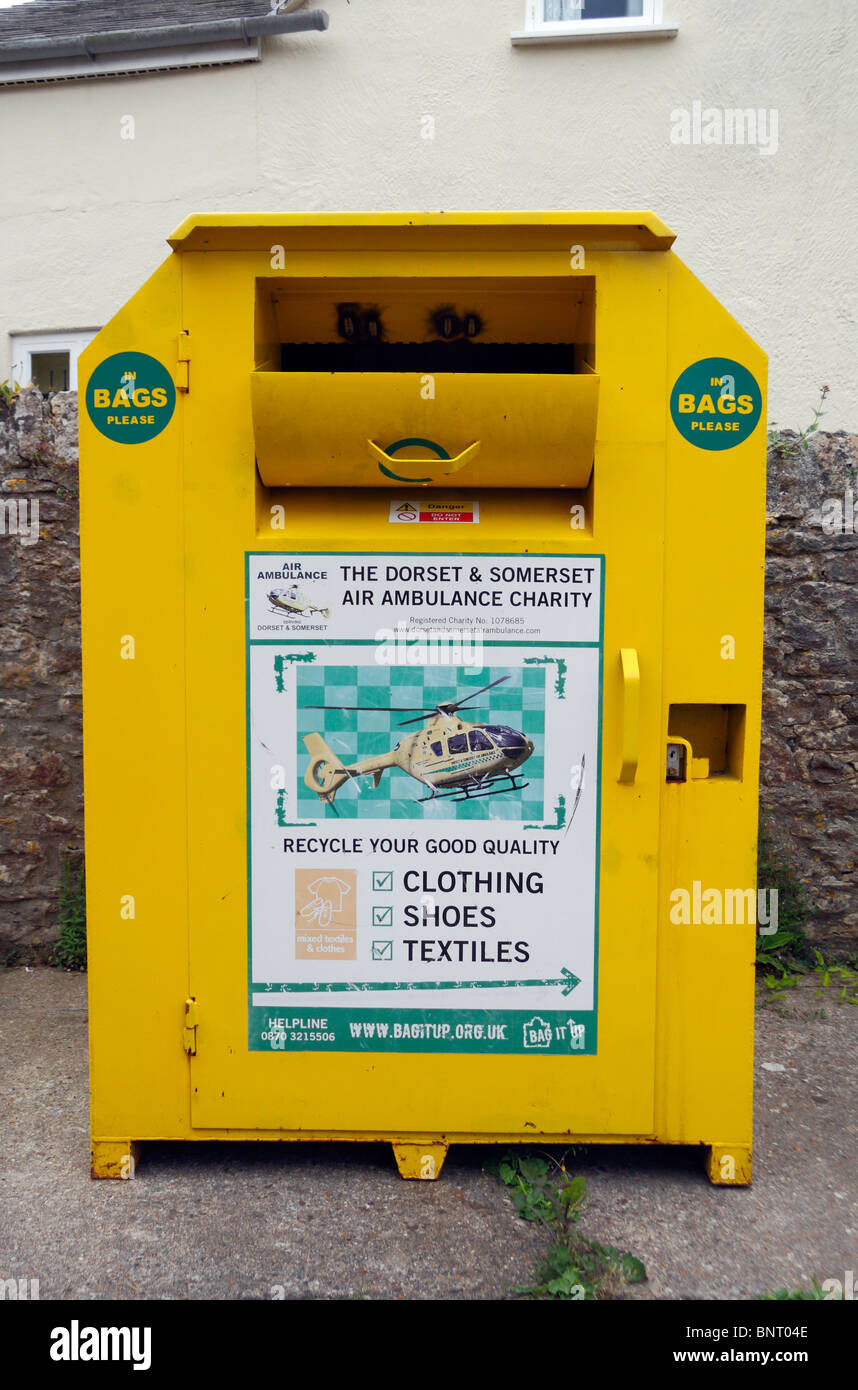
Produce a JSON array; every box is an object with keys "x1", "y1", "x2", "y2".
[{"x1": 167, "y1": 210, "x2": 676, "y2": 253}]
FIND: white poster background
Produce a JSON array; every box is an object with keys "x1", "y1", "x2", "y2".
[{"x1": 247, "y1": 554, "x2": 602, "y2": 1019}]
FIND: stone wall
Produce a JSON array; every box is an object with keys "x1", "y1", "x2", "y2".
[
  {"x1": 0, "y1": 388, "x2": 82, "y2": 962},
  {"x1": 762, "y1": 429, "x2": 858, "y2": 952},
  {"x1": 0, "y1": 389, "x2": 856, "y2": 958}
]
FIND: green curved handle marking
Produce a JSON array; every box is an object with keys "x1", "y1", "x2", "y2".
[{"x1": 367, "y1": 437, "x2": 480, "y2": 483}]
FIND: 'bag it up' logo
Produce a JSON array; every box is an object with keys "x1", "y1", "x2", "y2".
[
  {"x1": 86, "y1": 351, "x2": 176, "y2": 444},
  {"x1": 670, "y1": 356, "x2": 762, "y2": 451}
]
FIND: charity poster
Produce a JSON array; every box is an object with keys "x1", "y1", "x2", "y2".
[{"x1": 246, "y1": 552, "x2": 604, "y2": 1055}]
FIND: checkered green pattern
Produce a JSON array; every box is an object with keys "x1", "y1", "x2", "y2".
[{"x1": 295, "y1": 664, "x2": 545, "y2": 821}]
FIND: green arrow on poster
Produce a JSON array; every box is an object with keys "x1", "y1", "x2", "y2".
[{"x1": 264, "y1": 967, "x2": 580, "y2": 996}]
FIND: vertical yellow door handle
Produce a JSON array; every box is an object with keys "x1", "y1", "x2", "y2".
[{"x1": 619, "y1": 648, "x2": 640, "y2": 783}]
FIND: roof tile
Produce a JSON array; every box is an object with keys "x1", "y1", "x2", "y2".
[{"x1": 0, "y1": 0, "x2": 272, "y2": 44}]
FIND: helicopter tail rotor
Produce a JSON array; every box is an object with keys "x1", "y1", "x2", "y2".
[{"x1": 302, "y1": 734, "x2": 351, "y2": 804}]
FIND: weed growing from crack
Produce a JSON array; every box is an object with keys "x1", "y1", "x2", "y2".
[
  {"x1": 753, "y1": 819, "x2": 857, "y2": 1006},
  {"x1": 50, "y1": 851, "x2": 86, "y2": 971},
  {"x1": 767, "y1": 384, "x2": 830, "y2": 458},
  {"x1": 757, "y1": 1277, "x2": 834, "y2": 1301},
  {"x1": 486, "y1": 1151, "x2": 645, "y2": 1300}
]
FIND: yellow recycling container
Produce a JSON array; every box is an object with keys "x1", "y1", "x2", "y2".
[{"x1": 80, "y1": 212, "x2": 765, "y2": 1184}]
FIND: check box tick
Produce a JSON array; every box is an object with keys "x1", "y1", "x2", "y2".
[
  {"x1": 372, "y1": 870, "x2": 394, "y2": 891},
  {"x1": 372, "y1": 905, "x2": 393, "y2": 927}
]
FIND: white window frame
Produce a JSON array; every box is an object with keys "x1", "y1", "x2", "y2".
[
  {"x1": 9, "y1": 329, "x2": 100, "y2": 392},
  {"x1": 512, "y1": 0, "x2": 677, "y2": 44}
]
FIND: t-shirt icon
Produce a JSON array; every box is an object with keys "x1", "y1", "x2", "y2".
[{"x1": 301, "y1": 875, "x2": 352, "y2": 927}]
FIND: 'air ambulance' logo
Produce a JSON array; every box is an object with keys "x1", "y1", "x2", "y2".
[{"x1": 86, "y1": 351, "x2": 176, "y2": 444}]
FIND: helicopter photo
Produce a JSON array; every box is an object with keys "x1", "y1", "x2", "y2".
[
  {"x1": 267, "y1": 583, "x2": 330, "y2": 620},
  {"x1": 302, "y1": 675, "x2": 535, "y2": 807}
]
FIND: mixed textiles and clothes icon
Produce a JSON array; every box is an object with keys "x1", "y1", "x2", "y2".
[
  {"x1": 294, "y1": 868, "x2": 356, "y2": 960},
  {"x1": 299, "y1": 874, "x2": 352, "y2": 925}
]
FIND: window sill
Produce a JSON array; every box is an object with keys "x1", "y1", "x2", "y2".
[{"x1": 511, "y1": 23, "x2": 678, "y2": 45}]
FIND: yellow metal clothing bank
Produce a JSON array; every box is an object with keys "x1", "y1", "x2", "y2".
[{"x1": 79, "y1": 212, "x2": 765, "y2": 1184}]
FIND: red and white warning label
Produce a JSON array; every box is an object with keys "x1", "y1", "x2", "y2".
[{"x1": 388, "y1": 499, "x2": 480, "y2": 524}]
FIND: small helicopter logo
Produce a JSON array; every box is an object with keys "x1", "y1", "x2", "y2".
[
  {"x1": 303, "y1": 675, "x2": 534, "y2": 806},
  {"x1": 267, "y1": 583, "x2": 330, "y2": 620}
]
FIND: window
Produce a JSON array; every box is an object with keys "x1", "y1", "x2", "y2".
[
  {"x1": 483, "y1": 725, "x2": 530, "y2": 750},
  {"x1": 447, "y1": 734, "x2": 468, "y2": 754},
  {"x1": 513, "y1": 0, "x2": 676, "y2": 43},
  {"x1": 429, "y1": 741, "x2": 443, "y2": 757},
  {"x1": 468, "y1": 730, "x2": 494, "y2": 751},
  {"x1": 9, "y1": 330, "x2": 100, "y2": 395},
  {"x1": 546, "y1": 1, "x2": 645, "y2": 17}
]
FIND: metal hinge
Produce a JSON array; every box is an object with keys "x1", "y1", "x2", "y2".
[
  {"x1": 183, "y1": 998, "x2": 199, "y2": 1054},
  {"x1": 176, "y1": 331, "x2": 190, "y2": 393}
]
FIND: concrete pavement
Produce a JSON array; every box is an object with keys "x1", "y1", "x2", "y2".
[{"x1": 1, "y1": 967, "x2": 855, "y2": 1300}]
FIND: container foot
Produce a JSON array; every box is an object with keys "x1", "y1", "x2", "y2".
[
  {"x1": 91, "y1": 1140, "x2": 140, "y2": 1180},
  {"x1": 392, "y1": 1141, "x2": 448, "y2": 1180},
  {"x1": 705, "y1": 1143, "x2": 752, "y2": 1186}
]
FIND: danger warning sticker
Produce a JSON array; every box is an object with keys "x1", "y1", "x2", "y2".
[{"x1": 388, "y1": 499, "x2": 479, "y2": 524}]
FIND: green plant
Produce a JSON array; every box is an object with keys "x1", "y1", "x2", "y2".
[
  {"x1": 757, "y1": 1277, "x2": 832, "y2": 1301},
  {"x1": 0, "y1": 379, "x2": 23, "y2": 406},
  {"x1": 767, "y1": 384, "x2": 830, "y2": 458},
  {"x1": 51, "y1": 852, "x2": 86, "y2": 970},
  {"x1": 755, "y1": 822, "x2": 858, "y2": 1003},
  {"x1": 755, "y1": 817, "x2": 814, "y2": 972},
  {"x1": 486, "y1": 1151, "x2": 645, "y2": 1300},
  {"x1": 809, "y1": 949, "x2": 858, "y2": 1004},
  {"x1": 761, "y1": 956, "x2": 858, "y2": 1008},
  {"x1": 769, "y1": 384, "x2": 831, "y2": 455}
]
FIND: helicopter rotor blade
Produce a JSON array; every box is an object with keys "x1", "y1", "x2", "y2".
[
  {"x1": 450, "y1": 675, "x2": 510, "y2": 707},
  {"x1": 429, "y1": 675, "x2": 511, "y2": 717},
  {"x1": 305, "y1": 704, "x2": 428, "y2": 713},
  {"x1": 314, "y1": 676, "x2": 511, "y2": 723},
  {"x1": 396, "y1": 704, "x2": 489, "y2": 727}
]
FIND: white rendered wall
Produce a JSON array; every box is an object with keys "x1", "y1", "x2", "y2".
[{"x1": 1, "y1": 0, "x2": 856, "y2": 428}]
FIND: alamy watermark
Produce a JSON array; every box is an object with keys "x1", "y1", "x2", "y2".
[
  {"x1": 670, "y1": 101, "x2": 778, "y2": 157},
  {"x1": 821, "y1": 1270, "x2": 855, "y2": 1300},
  {"x1": 669, "y1": 882, "x2": 778, "y2": 934},
  {"x1": 50, "y1": 1322, "x2": 151, "y2": 1370},
  {"x1": 0, "y1": 1276, "x2": 39, "y2": 1299},
  {"x1": 375, "y1": 624, "x2": 483, "y2": 670},
  {"x1": 1, "y1": 496, "x2": 40, "y2": 546},
  {"x1": 817, "y1": 482, "x2": 858, "y2": 535}
]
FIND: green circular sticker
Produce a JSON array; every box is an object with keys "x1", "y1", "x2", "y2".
[
  {"x1": 85, "y1": 351, "x2": 175, "y2": 444},
  {"x1": 670, "y1": 357, "x2": 761, "y2": 450}
]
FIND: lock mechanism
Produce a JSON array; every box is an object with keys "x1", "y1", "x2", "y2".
[{"x1": 666, "y1": 741, "x2": 687, "y2": 783}]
